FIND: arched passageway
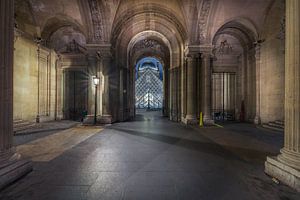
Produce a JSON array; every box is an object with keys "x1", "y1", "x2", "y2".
[{"x1": 3, "y1": 0, "x2": 300, "y2": 195}]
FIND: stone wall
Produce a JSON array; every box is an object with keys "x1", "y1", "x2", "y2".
[
  {"x1": 260, "y1": 0, "x2": 285, "y2": 123},
  {"x1": 13, "y1": 35, "x2": 57, "y2": 122}
]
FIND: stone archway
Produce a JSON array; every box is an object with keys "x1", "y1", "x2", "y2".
[
  {"x1": 110, "y1": 3, "x2": 187, "y2": 122},
  {"x1": 127, "y1": 32, "x2": 172, "y2": 118}
]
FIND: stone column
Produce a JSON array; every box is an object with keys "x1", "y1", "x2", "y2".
[
  {"x1": 55, "y1": 55, "x2": 63, "y2": 120},
  {"x1": 0, "y1": 0, "x2": 32, "y2": 189},
  {"x1": 181, "y1": 60, "x2": 187, "y2": 121},
  {"x1": 265, "y1": 0, "x2": 300, "y2": 191},
  {"x1": 164, "y1": 67, "x2": 169, "y2": 117},
  {"x1": 254, "y1": 44, "x2": 261, "y2": 124},
  {"x1": 201, "y1": 52, "x2": 213, "y2": 124},
  {"x1": 169, "y1": 69, "x2": 173, "y2": 120},
  {"x1": 184, "y1": 54, "x2": 198, "y2": 124}
]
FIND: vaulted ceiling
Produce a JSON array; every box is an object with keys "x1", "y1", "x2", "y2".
[{"x1": 15, "y1": 0, "x2": 276, "y2": 46}]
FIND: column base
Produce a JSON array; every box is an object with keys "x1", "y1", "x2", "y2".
[
  {"x1": 254, "y1": 116, "x2": 261, "y2": 125},
  {"x1": 36, "y1": 115, "x2": 40, "y2": 123},
  {"x1": 203, "y1": 115, "x2": 214, "y2": 125},
  {"x1": 82, "y1": 115, "x2": 99, "y2": 125},
  {"x1": 265, "y1": 156, "x2": 300, "y2": 192},
  {"x1": 170, "y1": 114, "x2": 179, "y2": 122},
  {"x1": 39, "y1": 115, "x2": 54, "y2": 123},
  {"x1": 203, "y1": 119, "x2": 214, "y2": 125},
  {"x1": 98, "y1": 115, "x2": 113, "y2": 124},
  {"x1": 182, "y1": 115, "x2": 198, "y2": 125},
  {"x1": 0, "y1": 153, "x2": 32, "y2": 190}
]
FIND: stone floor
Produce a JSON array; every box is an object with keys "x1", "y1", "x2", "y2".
[
  {"x1": 0, "y1": 111, "x2": 299, "y2": 200},
  {"x1": 14, "y1": 120, "x2": 79, "y2": 146}
]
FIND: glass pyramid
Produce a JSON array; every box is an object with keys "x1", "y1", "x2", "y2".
[{"x1": 135, "y1": 66, "x2": 163, "y2": 109}]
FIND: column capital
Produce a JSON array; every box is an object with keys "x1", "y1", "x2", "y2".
[
  {"x1": 184, "y1": 46, "x2": 200, "y2": 58},
  {"x1": 200, "y1": 52, "x2": 212, "y2": 59},
  {"x1": 86, "y1": 53, "x2": 100, "y2": 61},
  {"x1": 184, "y1": 45, "x2": 214, "y2": 58},
  {"x1": 86, "y1": 43, "x2": 112, "y2": 60}
]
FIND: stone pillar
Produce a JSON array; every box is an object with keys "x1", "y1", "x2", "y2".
[
  {"x1": 181, "y1": 59, "x2": 187, "y2": 121},
  {"x1": 169, "y1": 69, "x2": 173, "y2": 120},
  {"x1": 0, "y1": 0, "x2": 32, "y2": 189},
  {"x1": 184, "y1": 54, "x2": 198, "y2": 124},
  {"x1": 100, "y1": 53, "x2": 113, "y2": 124},
  {"x1": 164, "y1": 67, "x2": 169, "y2": 117},
  {"x1": 254, "y1": 44, "x2": 261, "y2": 124},
  {"x1": 201, "y1": 52, "x2": 213, "y2": 124},
  {"x1": 83, "y1": 53, "x2": 99, "y2": 124},
  {"x1": 265, "y1": 0, "x2": 300, "y2": 191}
]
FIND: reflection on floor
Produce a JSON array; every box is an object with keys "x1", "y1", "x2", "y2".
[
  {"x1": 0, "y1": 111, "x2": 299, "y2": 200},
  {"x1": 17, "y1": 126, "x2": 103, "y2": 162}
]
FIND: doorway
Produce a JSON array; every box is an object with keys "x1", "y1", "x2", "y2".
[{"x1": 212, "y1": 72, "x2": 237, "y2": 121}]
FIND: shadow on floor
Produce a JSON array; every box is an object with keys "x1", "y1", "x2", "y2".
[{"x1": 109, "y1": 126, "x2": 275, "y2": 163}]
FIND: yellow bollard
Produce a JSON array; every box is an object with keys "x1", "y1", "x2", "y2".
[{"x1": 199, "y1": 112, "x2": 203, "y2": 127}]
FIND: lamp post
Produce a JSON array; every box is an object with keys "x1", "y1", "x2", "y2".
[{"x1": 93, "y1": 76, "x2": 100, "y2": 125}]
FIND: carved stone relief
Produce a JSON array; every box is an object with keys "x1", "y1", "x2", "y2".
[
  {"x1": 198, "y1": 0, "x2": 212, "y2": 43},
  {"x1": 276, "y1": 0, "x2": 286, "y2": 41},
  {"x1": 88, "y1": 0, "x2": 104, "y2": 41},
  {"x1": 131, "y1": 39, "x2": 168, "y2": 57}
]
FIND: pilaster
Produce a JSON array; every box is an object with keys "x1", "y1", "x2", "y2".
[{"x1": 254, "y1": 44, "x2": 261, "y2": 124}]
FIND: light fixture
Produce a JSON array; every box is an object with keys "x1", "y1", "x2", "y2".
[
  {"x1": 93, "y1": 76, "x2": 100, "y2": 86},
  {"x1": 93, "y1": 76, "x2": 100, "y2": 125}
]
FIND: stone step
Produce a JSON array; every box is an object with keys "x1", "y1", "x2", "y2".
[
  {"x1": 13, "y1": 119, "x2": 36, "y2": 134},
  {"x1": 274, "y1": 120, "x2": 284, "y2": 126},
  {"x1": 13, "y1": 119, "x2": 24, "y2": 124},
  {"x1": 14, "y1": 123, "x2": 36, "y2": 133},
  {"x1": 14, "y1": 121, "x2": 34, "y2": 128},
  {"x1": 262, "y1": 124, "x2": 284, "y2": 132},
  {"x1": 268, "y1": 122, "x2": 284, "y2": 129}
]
